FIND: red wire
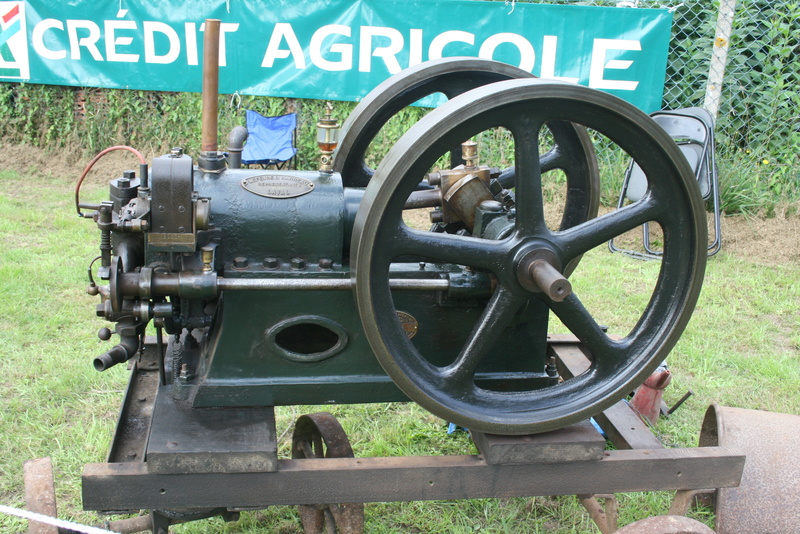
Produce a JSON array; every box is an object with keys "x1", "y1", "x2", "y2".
[{"x1": 74, "y1": 145, "x2": 146, "y2": 217}]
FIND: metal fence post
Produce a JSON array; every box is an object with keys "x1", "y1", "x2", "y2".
[{"x1": 703, "y1": 0, "x2": 738, "y2": 121}]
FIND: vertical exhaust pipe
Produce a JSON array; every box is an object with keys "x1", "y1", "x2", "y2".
[{"x1": 199, "y1": 19, "x2": 225, "y2": 173}]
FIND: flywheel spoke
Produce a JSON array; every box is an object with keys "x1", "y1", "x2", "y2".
[
  {"x1": 549, "y1": 294, "x2": 623, "y2": 367},
  {"x1": 510, "y1": 120, "x2": 547, "y2": 236},
  {"x1": 495, "y1": 149, "x2": 561, "y2": 188},
  {"x1": 441, "y1": 287, "x2": 527, "y2": 386},
  {"x1": 540, "y1": 147, "x2": 565, "y2": 174},
  {"x1": 393, "y1": 224, "x2": 507, "y2": 270},
  {"x1": 556, "y1": 199, "x2": 661, "y2": 261}
]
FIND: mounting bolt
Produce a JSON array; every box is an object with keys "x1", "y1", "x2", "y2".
[
  {"x1": 545, "y1": 356, "x2": 558, "y2": 378},
  {"x1": 263, "y1": 257, "x2": 279, "y2": 269},
  {"x1": 318, "y1": 258, "x2": 333, "y2": 270},
  {"x1": 291, "y1": 257, "x2": 306, "y2": 270},
  {"x1": 233, "y1": 257, "x2": 249, "y2": 269}
]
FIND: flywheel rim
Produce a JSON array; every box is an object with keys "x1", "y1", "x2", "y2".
[
  {"x1": 335, "y1": 57, "x2": 535, "y2": 187},
  {"x1": 352, "y1": 78, "x2": 706, "y2": 435}
]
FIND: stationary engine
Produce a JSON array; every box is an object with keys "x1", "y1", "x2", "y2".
[{"x1": 78, "y1": 38, "x2": 705, "y2": 439}]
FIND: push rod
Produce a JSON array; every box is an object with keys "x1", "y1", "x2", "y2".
[
  {"x1": 216, "y1": 278, "x2": 449, "y2": 291},
  {"x1": 122, "y1": 272, "x2": 451, "y2": 299}
]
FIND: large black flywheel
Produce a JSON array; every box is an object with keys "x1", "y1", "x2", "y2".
[{"x1": 352, "y1": 78, "x2": 706, "y2": 435}]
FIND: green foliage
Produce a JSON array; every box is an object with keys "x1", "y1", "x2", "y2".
[
  {"x1": 718, "y1": 149, "x2": 799, "y2": 215},
  {"x1": 661, "y1": 1, "x2": 717, "y2": 107},
  {"x1": 717, "y1": 0, "x2": 800, "y2": 158},
  {"x1": 0, "y1": 83, "x2": 76, "y2": 146}
]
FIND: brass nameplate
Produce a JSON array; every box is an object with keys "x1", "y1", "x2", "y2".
[
  {"x1": 396, "y1": 311, "x2": 419, "y2": 339},
  {"x1": 241, "y1": 175, "x2": 315, "y2": 199}
]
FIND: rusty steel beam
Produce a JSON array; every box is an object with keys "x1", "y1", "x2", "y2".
[{"x1": 83, "y1": 447, "x2": 743, "y2": 512}]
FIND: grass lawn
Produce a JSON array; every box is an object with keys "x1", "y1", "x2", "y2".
[{"x1": 0, "y1": 152, "x2": 798, "y2": 533}]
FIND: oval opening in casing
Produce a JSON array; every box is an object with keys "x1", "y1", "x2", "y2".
[{"x1": 267, "y1": 316, "x2": 348, "y2": 363}]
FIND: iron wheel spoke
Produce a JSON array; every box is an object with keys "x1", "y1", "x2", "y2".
[
  {"x1": 442, "y1": 286, "x2": 527, "y2": 384},
  {"x1": 539, "y1": 147, "x2": 565, "y2": 173},
  {"x1": 550, "y1": 294, "x2": 622, "y2": 367},
  {"x1": 496, "y1": 149, "x2": 562, "y2": 188},
  {"x1": 556, "y1": 199, "x2": 660, "y2": 261},
  {"x1": 511, "y1": 120, "x2": 547, "y2": 236},
  {"x1": 393, "y1": 224, "x2": 506, "y2": 270}
]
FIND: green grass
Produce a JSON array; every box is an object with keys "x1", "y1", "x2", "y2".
[{"x1": 0, "y1": 156, "x2": 799, "y2": 534}]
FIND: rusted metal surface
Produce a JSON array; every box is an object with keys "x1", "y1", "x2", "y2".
[
  {"x1": 291, "y1": 413, "x2": 364, "y2": 534},
  {"x1": 23, "y1": 458, "x2": 59, "y2": 534},
  {"x1": 668, "y1": 488, "x2": 714, "y2": 516},
  {"x1": 82, "y1": 446, "x2": 743, "y2": 511},
  {"x1": 104, "y1": 515, "x2": 152, "y2": 534},
  {"x1": 107, "y1": 362, "x2": 158, "y2": 463},
  {"x1": 613, "y1": 515, "x2": 715, "y2": 534},
  {"x1": 700, "y1": 403, "x2": 800, "y2": 534},
  {"x1": 579, "y1": 494, "x2": 618, "y2": 534}
]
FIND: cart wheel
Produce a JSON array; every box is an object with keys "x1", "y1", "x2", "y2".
[
  {"x1": 291, "y1": 412, "x2": 365, "y2": 534},
  {"x1": 613, "y1": 515, "x2": 715, "y2": 534}
]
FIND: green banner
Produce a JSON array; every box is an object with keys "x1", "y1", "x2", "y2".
[{"x1": 0, "y1": 0, "x2": 672, "y2": 111}]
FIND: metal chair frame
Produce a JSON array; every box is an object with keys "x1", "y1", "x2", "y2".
[{"x1": 609, "y1": 107, "x2": 721, "y2": 259}]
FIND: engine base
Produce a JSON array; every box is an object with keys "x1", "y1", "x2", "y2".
[{"x1": 85, "y1": 338, "x2": 744, "y2": 525}]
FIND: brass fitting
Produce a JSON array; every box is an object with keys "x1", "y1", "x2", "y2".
[{"x1": 316, "y1": 103, "x2": 340, "y2": 173}]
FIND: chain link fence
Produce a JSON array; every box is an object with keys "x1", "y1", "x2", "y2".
[{"x1": 518, "y1": 0, "x2": 799, "y2": 166}]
